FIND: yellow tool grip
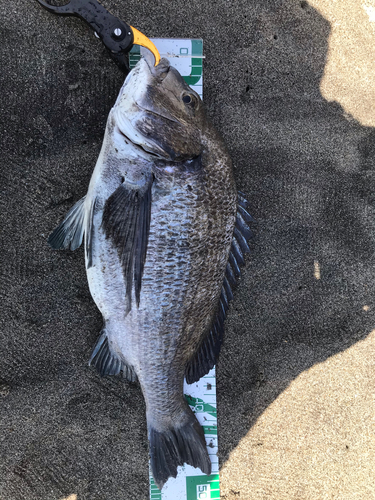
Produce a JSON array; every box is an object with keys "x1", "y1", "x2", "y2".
[{"x1": 131, "y1": 27, "x2": 161, "y2": 66}]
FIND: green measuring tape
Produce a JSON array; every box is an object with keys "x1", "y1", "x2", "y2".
[{"x1": 130, "y1": 39, "x2": 220, "y2": 500}]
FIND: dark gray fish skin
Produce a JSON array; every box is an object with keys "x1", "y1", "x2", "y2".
[{"x1": 48, "y1": 57, "x2": 240, "y2": 489}]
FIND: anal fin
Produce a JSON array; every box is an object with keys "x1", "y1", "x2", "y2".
[
  {"x1": 89, "y1": 330, "x2": 138, "y2": 382},
  {"x1": 185, "y1": 309, "x2": 225, "y2": 384}
]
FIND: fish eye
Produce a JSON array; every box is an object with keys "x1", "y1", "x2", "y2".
[{"x1": 182, "y1": 93, "x2": 197, "y2": 107}]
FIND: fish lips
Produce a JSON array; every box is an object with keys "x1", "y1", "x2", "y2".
[
  {"x1": 116, "y1": 123, "x2": 171, "y2": 160},
  {"x1": 120, "y1": 57, "x2": 170, "y2": 98},
  {"x1": 145, "y1": 56, "x2": 171, "y2": 82}
]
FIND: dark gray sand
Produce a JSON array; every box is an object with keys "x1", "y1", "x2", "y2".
[{"x1": 1, "y1": 1, "x2": 374, "y2": 499}]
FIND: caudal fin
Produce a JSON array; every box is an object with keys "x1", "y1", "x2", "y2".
[{"x1": 149, "y1": 409, "x2": 211, "y2": 490}]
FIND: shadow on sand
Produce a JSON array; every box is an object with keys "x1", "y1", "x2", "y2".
[{"x1": 0, "y1": 1, "x2": 374, "y2": 499}]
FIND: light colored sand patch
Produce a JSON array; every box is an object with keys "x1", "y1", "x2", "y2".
[
  {"x1": 314, "y1": 260, "x2": 321, "y2": 280},
  {"x1": 363, "y1": 4, "x2": 375, "y2": 23},
  {"x1": 308, "y1": 0, "x2": 375, "y2": 126},
  {"x1": 221, "y1": 330, "x2": 375, "y2": 499}
]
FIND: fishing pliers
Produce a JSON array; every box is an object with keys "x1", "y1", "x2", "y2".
[{"x1": 35, "y1": 0, "x2": 161, "y2": 73}]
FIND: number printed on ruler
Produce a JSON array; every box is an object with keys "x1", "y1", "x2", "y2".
[{"x1": 132, "y1": 38, "x2": 220, "y2": 500}]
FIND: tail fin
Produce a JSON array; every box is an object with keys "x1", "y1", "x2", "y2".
[{"x1": 149, "y1": 409, "x2": 211, "y2": 490}]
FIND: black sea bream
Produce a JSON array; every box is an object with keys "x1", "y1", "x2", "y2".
[{"x1": 49, "y1": 57, "x2": 252, "y2": 489}]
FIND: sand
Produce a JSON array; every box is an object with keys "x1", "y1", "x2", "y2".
[{"x1": 1, "y1": 1, "x2": 374, "y2": 499}]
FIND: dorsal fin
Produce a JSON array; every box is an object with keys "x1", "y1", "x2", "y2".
[
  {"x1": 185, "y1": 191, "x2": 253, "y2": 384},
  {"x1": 48, "y1": 196, "x2": 86, "y2": 251}
]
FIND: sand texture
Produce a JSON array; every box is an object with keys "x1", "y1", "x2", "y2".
[{"x1": 1, "y1": 1, "x2": 375, "y2": 499}]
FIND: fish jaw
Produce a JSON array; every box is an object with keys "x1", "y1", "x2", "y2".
[
  {"x1": 115, "y1": 57, "x2": 171, "y2": 109},
  {"x1": 112, "y1": 57, "x2": 203, "y2": 161},
  {"x1": 111, "y1": 58, "x2": 170, "y2": 159}
]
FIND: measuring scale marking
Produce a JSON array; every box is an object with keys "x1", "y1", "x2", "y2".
[{"x1": 130, "y1": 40, "x2": 220, "y2": 500}]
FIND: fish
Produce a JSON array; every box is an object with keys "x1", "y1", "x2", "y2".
[{"x1": 48, "y1": 56, "x2": 252, "y2": 489}]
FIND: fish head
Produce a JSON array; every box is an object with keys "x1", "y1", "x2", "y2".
[{"x1": 112, "y1": 57, "x2": 204, "y2": 162}]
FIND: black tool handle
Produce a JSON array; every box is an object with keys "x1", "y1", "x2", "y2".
[{"x1": 36, "y1": 0, "x2": 134, "y2": 71}]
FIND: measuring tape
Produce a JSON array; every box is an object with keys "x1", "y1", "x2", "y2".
[
  {"x1": 151, "y1": 369, "x2": 220, "y2": 500},
  {"x1": 130, "y1": 39, "x2": 220, "y2": 500}
]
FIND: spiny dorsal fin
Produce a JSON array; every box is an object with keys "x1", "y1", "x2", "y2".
[
  {"x1": 185, "y1": 191, "x2": 253, "y2": 384},
  {"x1": 102, "y1": 175, "x2": 153, "y2": 314}
]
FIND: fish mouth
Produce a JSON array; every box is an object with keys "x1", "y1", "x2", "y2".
[
  {"x1": 144, "y1": 55, "x2": 171, "y2": 79},
  {"x1": 121, "y1": 57, "x2": 171, "y2": 94}
]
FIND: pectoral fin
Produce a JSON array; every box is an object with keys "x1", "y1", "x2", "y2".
[{"x1": 102, "y1": 174, "x2": 153, "y2": 314}]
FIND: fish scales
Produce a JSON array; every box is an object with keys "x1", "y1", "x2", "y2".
[{"x1": 48, "y1": 56, "x2": 251, "y2": 489}]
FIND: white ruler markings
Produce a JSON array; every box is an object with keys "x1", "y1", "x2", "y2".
[{"x1": 130, "y1": 39, "x2": 220, "y2": 500}]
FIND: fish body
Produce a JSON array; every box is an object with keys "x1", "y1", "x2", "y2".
[{"x1": 49, "y1": 57, "x2": 252, "y2": 488}]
